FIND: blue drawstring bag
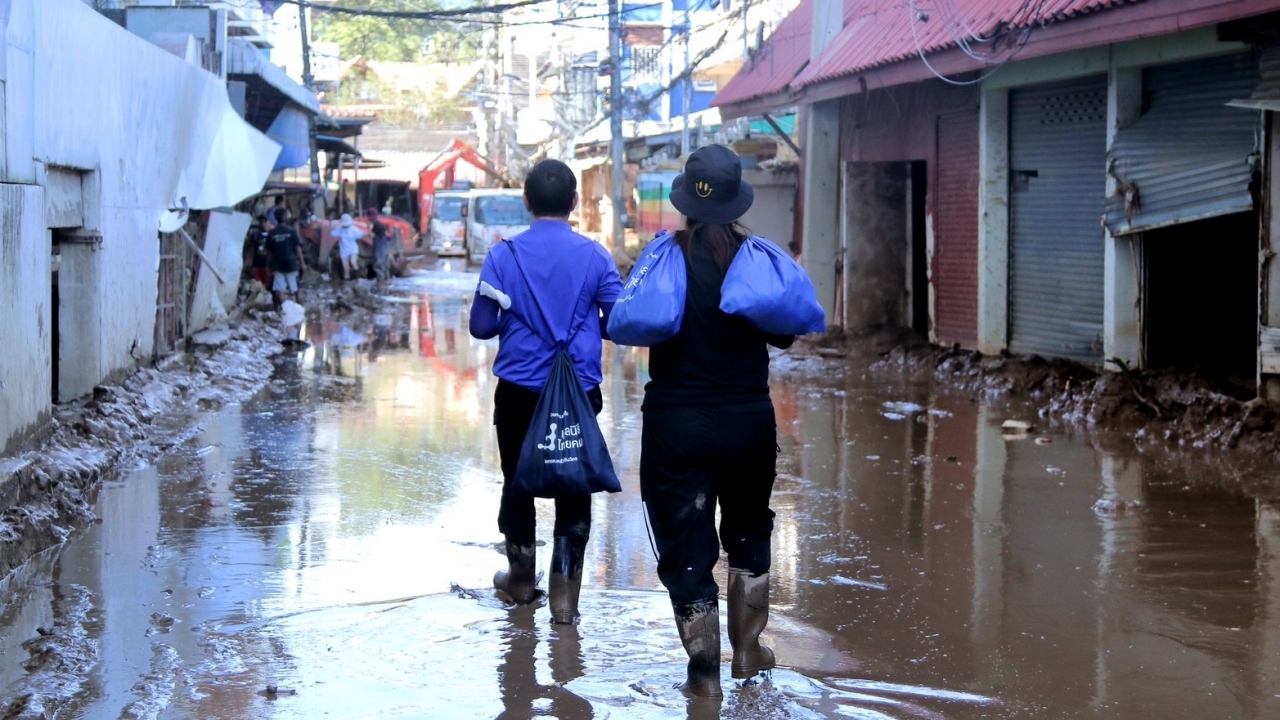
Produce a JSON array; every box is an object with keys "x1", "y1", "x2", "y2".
[
  {"x1": 512, "y1": 345, "x2": 621, "y2": 498},
  {"x1": 720, "y1": 236, "x2": 825, "y2": 335},
  {"x1": 504, "y1": 242, "x2": 621, "y2": 498},
  {"x1": 607, "y1": 232, "x2": 687, "y2": 347}
]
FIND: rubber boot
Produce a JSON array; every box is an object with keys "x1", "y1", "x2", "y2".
[
  {"x1": 673, "y1": 598, "x2": 723, "y2": 698},
  {"x1": 548, "y1": 536, "x2": 586, "y2": 624},
  {"x1": 493, "y1": 539, "x2": 538, "y2": 604},
  {"x1": 727, "y1": 568, "x2": 776, "y2": 679}
]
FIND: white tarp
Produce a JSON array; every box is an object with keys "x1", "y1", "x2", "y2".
[
  {"x1": 188, "y1": 210, "x2": 252, "y2": 333},
  {"x1": 37, "y1": 0, "x2": 281, "y2": 214},
  {"x1": 190, "y1": 101, "x2": 281, "y2": 209}
]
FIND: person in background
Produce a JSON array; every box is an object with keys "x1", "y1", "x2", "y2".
[
  {"x1": 265, "y1": 210, "x2": 307, "y2": 309},
  {"x1": 333, "y1": 213, "x2": 364, "y2": 281},
  {"x1": 639, "y1": 144, "x2": 794, "y2": 699},
  {"x1": 248, "y1": 214, "x2": 274, "y2": 290},
  {"x1": 468, "y1": 159, "x2": 623, "y2": 625},
  {"x1": 267, "y1": 195, "x2": 288, "y2": 226},
  {"x1": 367, "y1": 208, "x2": 390, "y2": 282}
]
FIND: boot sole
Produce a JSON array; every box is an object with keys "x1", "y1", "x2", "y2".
[
  {"x1": 679, "y1": 681, "x2": 724, "y2": 699},
  {"x1": 731, "y1": 648, "x2": 776, "y2": 679}
]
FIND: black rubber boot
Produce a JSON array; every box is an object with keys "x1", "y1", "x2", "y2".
[
  {"x1": 548, "y1": 536, "x2": 586, "y2": 624},
  {"x1": 493, "y1": 539, "x2": 538, "y2": 604},
  {"x1": 727, "y1": 568, "x2": 776, "y2": 679},
  {"x1": 673, "y1": 598, "x2": 723, "y2": 698}
]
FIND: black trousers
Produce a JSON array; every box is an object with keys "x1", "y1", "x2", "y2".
[
  {"x1": 639, "y1": 401, "x2": 777, "y2": 605},
  {"x1": 494, "y1": 379, "x2": 603, "y2": 546}
]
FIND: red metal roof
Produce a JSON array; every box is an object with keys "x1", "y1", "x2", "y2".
[
  {"x1": 714, "y1": 0, "x2": 1138, "y2": 107},
  {"x1": 794, "y1": 0, "x2": 1135, "y2": 88},
  {"x1": 712, "y1": 0, "x2": 816, "y2": 107}
]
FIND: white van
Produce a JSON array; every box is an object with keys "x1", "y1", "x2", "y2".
[
  {"x1": 427, "y1": 191, "x2": 470, "y2": 256},
  {"x1": 467, "y1": 189, "x2": 532, "y2": 265}
]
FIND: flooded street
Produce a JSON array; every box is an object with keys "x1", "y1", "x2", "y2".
[{"x1": 3, "y1": 264, "x2": 1280, "y2": 719}]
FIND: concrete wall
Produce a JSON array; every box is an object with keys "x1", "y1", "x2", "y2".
[
  {"x1": 2, "y1": 0, "x2": 260, "y2": 452},
  {"x1": 801, "y1": 99, "x2": 841, "y2": 323},
  {"x1": 0, "y1": 184, "x2": 49, "y2": 455},
  {"x1": 739, "y1": 167, "x2": 797, "y2": 251}
]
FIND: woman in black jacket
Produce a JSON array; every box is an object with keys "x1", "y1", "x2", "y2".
[{"x1": 641, "y1": 145, "x2": 794, "y2": 699}]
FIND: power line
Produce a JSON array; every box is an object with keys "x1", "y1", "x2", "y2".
[
  {"x1": 283, "y1": 0, "x2": 666, "y2": 27},
  {"x1": 276, "y1": 0, "x2": 546, "y2": 20}
]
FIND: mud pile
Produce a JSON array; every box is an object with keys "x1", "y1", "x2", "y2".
[{"x1": 858, "y1": 340, "x2": 1280, "y2": 462}]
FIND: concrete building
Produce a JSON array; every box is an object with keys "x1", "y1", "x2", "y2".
[
  {"x1": 0, "y1": 0, "x2": 285, "y2": 455},
  {"x1": 717, "y1": 0, "x2": 1280, "y2": 394}
]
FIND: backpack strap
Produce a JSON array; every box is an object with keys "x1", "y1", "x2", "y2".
[{"x1": 503, "y1": 239, "x2": 593, "y2": 350}]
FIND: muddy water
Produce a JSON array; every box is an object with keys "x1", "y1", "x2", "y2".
[{"x1": 3, "y1": 266, "x2": 1280, "y2": 719}]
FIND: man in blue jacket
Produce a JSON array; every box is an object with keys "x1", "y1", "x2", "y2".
[{"x1": 469, "y1": 159, "x2": 622, "y2": 624}]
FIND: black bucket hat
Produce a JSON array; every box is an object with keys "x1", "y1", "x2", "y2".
[{"x1": 669, "y1": 144, "x2": 754, "y2": 225}]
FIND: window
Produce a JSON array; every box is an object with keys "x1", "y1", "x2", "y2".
[
  {"x1": 475, "y1": 196, "x2": 532, "y2": 226},
  {"x1": 435, "y1": 196, "x2": 467, "y2": 221},
  {"x1": 631, "y1": 46, "x2": 663, "y2": 85}
]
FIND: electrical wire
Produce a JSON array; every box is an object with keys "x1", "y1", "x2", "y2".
[
  {"x1": 285, "y1": 0, "x2": 668, "y2": 27},
  {"x1": 276, "y1": 0, "x2": 549, "y2": 20},
  {"x1": 903, "y1": 0, "x2": 1051, "y2": 86}
]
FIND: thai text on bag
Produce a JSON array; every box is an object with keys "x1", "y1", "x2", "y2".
[{"x1": 502, "y1": 240, "x2": 621, "y2": 498}]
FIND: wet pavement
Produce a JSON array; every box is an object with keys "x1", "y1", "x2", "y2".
[{"x1": 3, "y1": 263, "x2": 1280, "y2": 719}]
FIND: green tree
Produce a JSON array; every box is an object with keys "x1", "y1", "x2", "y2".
[{"x1": 315, "y1": 0, "x2": 436, "y2": 62}]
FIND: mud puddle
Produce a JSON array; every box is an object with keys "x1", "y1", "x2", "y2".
[{"x1": 2, "y1": 264, "x2": 1279, "y2": 719}]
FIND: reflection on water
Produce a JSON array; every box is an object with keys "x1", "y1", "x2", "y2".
[{"x1": 2, "y1": 266, "x2": 1280, "y2": 718}]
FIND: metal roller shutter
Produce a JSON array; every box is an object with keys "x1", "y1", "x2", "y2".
[
  {"x1": 1009, "y1": 76, "x2": 1108, "y2": 364},
  {"x1": 934, "y1": 110, "x2": 980, "y2": 348},
  {"x1": 1104, "y1": 52, "x2": 1260, "y2": 235}
]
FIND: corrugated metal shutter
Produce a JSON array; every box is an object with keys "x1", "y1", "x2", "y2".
[
  {"x1": 934, "y1": 110, "x2": 980, "y2": 348},
  {"x1": 1104, "y1": 53, "x2": 1260, "y2": 235},
  {"x1": 1009, "y1": 76, "x2": 1108, "y2": 364}
]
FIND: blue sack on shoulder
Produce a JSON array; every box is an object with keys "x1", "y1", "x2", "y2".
[
  {"x1": 606, "y1": 232, "x2": 687, "y2": 346},
  {"x1": 720, "y1": 236, "x2": 825, "y2": 335}
]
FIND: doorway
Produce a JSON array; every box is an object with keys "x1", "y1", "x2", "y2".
[
  {"x1": 1144, "y1": 211, "x2": 1258, "y2": 386},
  {"x1": 51, "y1": 232, "x2": 60, "y2": 404},
  {"x1": 908, "y1": 161, "x2": 929, "y2": 334}
]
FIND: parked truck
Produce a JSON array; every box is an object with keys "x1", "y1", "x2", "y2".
[{"x1": 466, "y1": 189, "x2": 533, "y2": 265}]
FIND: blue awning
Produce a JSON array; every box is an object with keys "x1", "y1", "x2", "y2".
[{"x1": 266, "y1": 103, "x2": 311, "y2": 171}]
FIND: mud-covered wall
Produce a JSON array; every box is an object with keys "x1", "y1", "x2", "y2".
[
  {"x1": 843, "y1": 162, "x2": 908, "y2": 331},
  {"x1": 739, "y1": 167, "x2": 798, "y2": 252},
  {"x1": 0, "y1": 184, "x2": 50, "y2": 456},
  {"x1": 2, "y1": 0, "x2": 268, "y2": 452},
  {"x1": 34, "y1": 0, "x2": 211, "y2": 379},
  {"x1": 838, "y1": 82, "x2": 980, "y2": 336}
]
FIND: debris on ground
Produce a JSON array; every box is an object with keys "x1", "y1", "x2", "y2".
[
  {"x1": 0, "y1": 275, "x2": 395, "y2": 584},
  {"x1": 791, "y1": 331, "x2": 1280, "y2": 467}
]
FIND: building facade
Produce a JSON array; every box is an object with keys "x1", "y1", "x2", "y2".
[
  {"x1": 1, "y1": 0, "x2": 291, "y2": 455},
  {"x1": 719, "y1": 0, "x2": 1280, "y2": 394}
]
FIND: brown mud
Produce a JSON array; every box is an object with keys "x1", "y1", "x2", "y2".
[
  {"x1": 0, "y1": 275, "x2": 394, "y2": 586},
  {"x1": 795, "y1": 329, "x2": 1280, "y2": 476}
]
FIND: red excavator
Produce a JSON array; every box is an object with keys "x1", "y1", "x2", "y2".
[
  {"x1": 417, "y1": 139, "x2": 512, "y2": 237},
  {"x1": 297, "y1": 140, "x2": 511, "y2": 276}
]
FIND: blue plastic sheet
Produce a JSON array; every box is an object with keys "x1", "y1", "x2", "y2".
[
  {"x1": 719, "y1": 237, "x2": 825, "y2": 335},
  {"x1": 607, "y1": 233, "x2": 687, "y2": 347}
]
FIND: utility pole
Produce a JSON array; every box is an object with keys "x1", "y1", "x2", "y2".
[
  {"x1": 681, "y1": 0, "x2": 692, "y2": 157},
  {"x1": 298, "y1": 1, "x2": 321, "y2": 190},
  {"x1": 607, "y1": 0, "x2": 625, "y2": 252}
]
